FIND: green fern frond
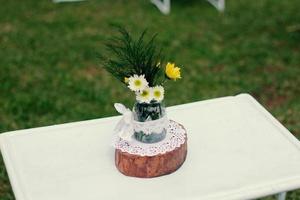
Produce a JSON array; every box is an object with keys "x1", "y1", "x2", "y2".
[{"x1": 100, "y1": 27, "x2": 165, "y2": 86}]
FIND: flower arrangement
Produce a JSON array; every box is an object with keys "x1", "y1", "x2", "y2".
[
  {"x1": 101, "y1": 28, "x2": 182, "y2": 104},
  {"x1": 101, "y1": 27, "x2": 182, "y2": 143}
]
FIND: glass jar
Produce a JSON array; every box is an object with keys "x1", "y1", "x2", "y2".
[{"x1": 132, "y1": 101, "x2": 167, "y2": 143}]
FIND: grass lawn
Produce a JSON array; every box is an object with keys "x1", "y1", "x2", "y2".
[{"x1": 0, "y1": 0, "x2": 300, "y2": 199}]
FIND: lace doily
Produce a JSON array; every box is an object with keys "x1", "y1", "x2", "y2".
[
  {"x1": 113, "y1": 120, "x2": 187, "y2": 156},
  {"x1": 133, "y1": 116, "x2": 169, "y2": 135}
]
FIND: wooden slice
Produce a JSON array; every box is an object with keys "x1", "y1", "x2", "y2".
[{"x1": 115, "y1": 124, "x2": 187, "y2": 178}]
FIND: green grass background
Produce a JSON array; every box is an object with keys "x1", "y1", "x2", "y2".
[{"x1": 0, "y1": 0, "x2": 300, "y2": 199}]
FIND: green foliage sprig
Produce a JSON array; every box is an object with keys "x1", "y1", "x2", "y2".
[{"x1": 101, "y1": 27, "x2": 165, "y2": 87}]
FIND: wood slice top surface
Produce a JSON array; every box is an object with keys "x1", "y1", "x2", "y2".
[{"x1": 115, "y1": 121, "x2": 187, "y2": 178}]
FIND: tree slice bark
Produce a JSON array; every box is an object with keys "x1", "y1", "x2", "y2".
[{"x1": 115, "y1": 126, "x2": 187, "y2": 178}]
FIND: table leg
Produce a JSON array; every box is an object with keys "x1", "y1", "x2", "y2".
[
  {"x1": 277, "y1": 192, "x2": 287, "y2": 200},
  {"x1": 53, "y1": 0, "x2": 84, "y2": 2},
  {"x1": 151, "y1": 0, "x2": 171, "y2": 15},
  {"x1": 207, "y1": 0, "x2": 225, "y2": 12}
]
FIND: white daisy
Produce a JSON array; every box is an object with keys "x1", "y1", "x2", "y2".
[
  {"x1": 128, "y1": 74, "x2": 148, "y2": 92},
  {"x1": 152, "y1": 85, "x2": 164, "y2": 102},
  {"x1": 136, "y1": 87, "x2": 153, "y2": 103}
]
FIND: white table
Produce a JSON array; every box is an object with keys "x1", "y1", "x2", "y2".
[{"x1": 1, "y1": 94, "x2": 300, "y2": 200}]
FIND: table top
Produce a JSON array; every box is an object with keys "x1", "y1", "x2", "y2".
[{"x1": 1, "y1": 93, "x2": 300, "y2": 200}]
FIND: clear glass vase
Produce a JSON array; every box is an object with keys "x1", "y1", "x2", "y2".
[{"x1": 132, "y1": 101, "x2": 167, "y2": 143}]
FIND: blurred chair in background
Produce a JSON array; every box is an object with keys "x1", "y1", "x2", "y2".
[
  {"x1": 53, "y1": 0, "x2": 225, "y2": 15},
  {"x1": 151, "y1": 0, "x2": 225, "y2": 14}
]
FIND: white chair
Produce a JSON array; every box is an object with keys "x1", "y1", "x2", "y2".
[{"x1": 151, "y1": 0, "x2": 225, "y2": 14}]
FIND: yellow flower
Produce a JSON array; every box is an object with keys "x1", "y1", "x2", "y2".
[
  {"x1": 165, "y1": 62, "x2": 181, "y2": 80},
  {"x1": 124, "y1": 77, "x2": 129, "y2": 84}
]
